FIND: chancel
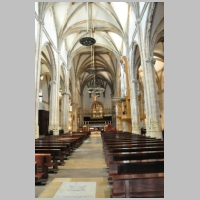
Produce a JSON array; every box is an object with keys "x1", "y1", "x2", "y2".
[{"x1": 35, "y1": 2, "x2": 164, "y2": 198}]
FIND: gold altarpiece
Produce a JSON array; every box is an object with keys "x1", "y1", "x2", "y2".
[{"x1": 91, "y1": 101, "x2": 103, "y2": 118}]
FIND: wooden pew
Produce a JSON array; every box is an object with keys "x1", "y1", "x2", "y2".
[
  {"x1": 41, "y1": 135, "x2": 84, "y2": 148},
  {"x1": 106, "y1": 146, "x2": 164, "y2": 154},
  {"x1": 104, "y1": 142, "x2": 164, "y2": 154},
  {"x1": 103, "y1": 137, "x2": 160, "y2": 142},
  {"x1": 108, "y1": 158, "x2": 164, "y2": 177},
  {"x1": 36, "y1": 139, "x2": 75, "y2": 151},
  {"x1": 101, "y1": 131, "x2": 164, "y2": 198},
  {"x1": 35, "y1": 153, "x2": 55, "y2": 179},
  {"x1": 111, "y1": 173, "x2": 164, "y2": 198},
  {"x1": 103, "y1": 140, "x2": 164, "y2": 147},
  {"x1": 35, "y1": 162, "x2": 44, "y2": 182},
  {"x1": 57, "y1": 138, "x2": 80, "y2": 148},
  {"x1": 35, "y1": 141, "x2": 73, "y2": 156},
  {"x1": 35, "y1": 149, "x2": 63, "y2": 170},
  {"x1": 105, "y1": 150, "x2": 164, "y2": 165},
  {"x1": 35, "y1": 145, "x2": 66, "y2": 165}
]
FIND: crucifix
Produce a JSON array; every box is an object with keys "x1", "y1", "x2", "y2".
[{"x1": 92, "y1": 94, "x2": 99, "y2": 102}]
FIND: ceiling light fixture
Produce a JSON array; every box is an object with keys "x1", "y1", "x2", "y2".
[
  {"x1": 86, "y1": 46, "x2": 105, "y2": 94},
  {"x1": 79, "y1": 2, "x2": 96, "y2": 46}
]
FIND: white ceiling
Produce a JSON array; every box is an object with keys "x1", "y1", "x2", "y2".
[
  {"x1": 51, "y1": 2, "x2": 132, "y2": 95},
  {"x1": 37, "y1": 2, "x2": 164, "y2": 95}
]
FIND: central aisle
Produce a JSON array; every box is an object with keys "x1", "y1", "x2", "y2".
[{"x1": 37, "y1": 133, "x2": 111, "y2": 198}]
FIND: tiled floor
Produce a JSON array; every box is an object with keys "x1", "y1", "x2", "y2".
[{"x1": 35, "y1": 133, "x2": 111, "y2": 198}]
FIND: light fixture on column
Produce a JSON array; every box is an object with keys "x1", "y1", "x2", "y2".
[
  {"x1": 79, "y1": 2, "x2": 96, "y2": 46},
  {"x1": 86, "y1": 46, "x2": 105, "y2": 94}
]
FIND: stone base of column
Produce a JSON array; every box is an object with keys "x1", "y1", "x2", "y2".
[
  {"x1": 146, "y1": 130, "x2": 162, "y2": 139},
  {"x1": 132, "y1": 128, "x2": 141, "y2": 135},
  {"x1": 35, "y1": 124, "x2": 39, "y2": 139},
  {"x1": 72, "y1": 127, "x2": 77, "y2": 132},
  {"x1": 63, "y1": 126, "x2": 69, "y2": 133},
  {"x1": 53, "y1": 129, "x2": 59, "y2": 135}
]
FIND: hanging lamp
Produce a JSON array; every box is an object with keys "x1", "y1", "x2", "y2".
[
  {"x1": 86, "y1": 46, "x2": 105, "y2": 94},
  {"x1": 79, "y1": 2, "x2": 96, "y2": 46}
]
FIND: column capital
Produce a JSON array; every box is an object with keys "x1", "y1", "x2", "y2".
[
  {"x1": 50, "y1": 80, "x2": 56, "y2": 85},
  {"x1": 62, "y1": 91, "x2": 70, "y2": 95},
  {"x1": 145, "y1": 57, "x2": 156, "y2": 65}
]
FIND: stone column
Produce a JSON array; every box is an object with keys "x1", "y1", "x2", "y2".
[
  {"x1": 110, "y1": 94, "x2": 115, "y2": 127},
  {"x1": 72, "y1": 103, "x2": 78, "y2": 132},
  {"x1": 35, "y1": 20, "x2": 44, "y2": 139},
  {"x1": 48, "y1": 80, "x2": 59, "y2": 135},
  {"x1": 135, "y1": 18, "x2": 159, "y2": 137},
  {"x1": 129, "y1": 79, "x2": 141, "y2": 134},
  {"x1": 144, "y1": 57, "x2": 162, "y2": 138},
  {"x1": 54, "y1": 51, "x2": 61, "y2": 135},
  {"x1": 61, "y1": 91, "x2": 70, "y2": 132},
  {"x1": 138, "y1": 20, "x2": 150, "y2": 128},
  {"x1": 79, "y1": 94, "x2": 84, "y2": 127},
  {"x1": 116, "y1": 102, "x2": 123, "y2": 131}
]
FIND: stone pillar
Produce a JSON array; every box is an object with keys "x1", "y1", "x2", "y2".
[
  {"x1": 115, "y1": 102, "x2": 123, "y2": 131},
  {"x1": 110, "y1": 94, "x2": 115, "y2": 127},
  {"x1": 54, "y1": 51, "x2": 61, "y2": 135},
  {"x1": 144, "y1": 57, "x2": 162, "y2": 139},
  {"x1": 61, "y1": 91, "x2": 70, "y2": 132},
  {"x1": 48, "y1": 80, "x2": 59, "y2": 135},
  {"x1": 135, "y1": 18, "x2": 160, "y2": 138},
  {"x1": 138, "y1": 20, "x2": 150, "y2": 132},
  {"x1": 79, "y1": 94, "x2": 84, "y2": 127},
  {"x1": 72, "y1": 103, "x2": 78, "y2": 132},
  {"x1": 129, "y1": 79, "x2": 141, "y2": 134},
  {"x1": 35, "y1": 20, "x2": 44, "y2": 139}
]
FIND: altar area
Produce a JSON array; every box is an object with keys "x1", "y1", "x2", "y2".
[{"x1": 90, "y1": 131, "x2": 101, "y2": 137}]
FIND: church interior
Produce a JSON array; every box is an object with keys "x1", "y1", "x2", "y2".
[{"x1": 35, "y1": 2, "x2": 164, "y2": 198}]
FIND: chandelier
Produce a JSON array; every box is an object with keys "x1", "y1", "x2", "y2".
[
  {"x1": 86, "y1": 46, "x2": 105, "y2": 94},
  {"x1": 79, "y1": 2, "x2": 96, "y2": 46}
]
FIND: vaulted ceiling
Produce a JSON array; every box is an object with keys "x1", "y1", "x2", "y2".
[{"x1": 51, "y1": 2, "x2": 132, "y2": 95}]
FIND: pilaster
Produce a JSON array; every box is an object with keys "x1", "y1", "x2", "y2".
[
  {"x1": 62, "y1": 91, "x2": 70, "y2": 132},
  {"x1": 35, "y1": 20, "x2": 44, "y2": 139},
  {"x1": 130, "y1": 79, "x2": 141, "y2": 134},
  {"x1": 49, "y1": 80, "x2": 59, "y2": 135}
]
